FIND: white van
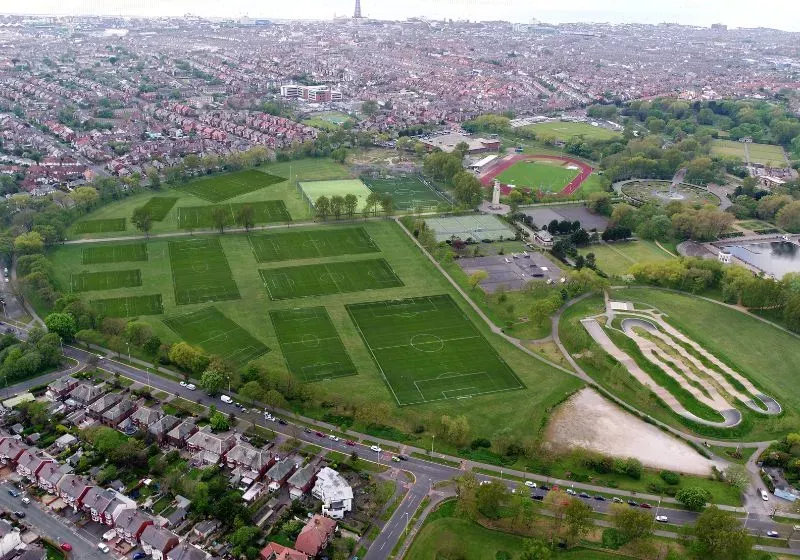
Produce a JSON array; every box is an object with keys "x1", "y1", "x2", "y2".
[{"x1": 220, "y1": 395, "x2": 233, "y2": 404}]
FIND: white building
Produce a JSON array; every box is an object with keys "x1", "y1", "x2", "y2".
[
  {"x1": 311, "y1": 467, "x2": 353, "y2": 519},
  {"x1": 0, "y1": 519, "x2": 22, "y2": 557}
]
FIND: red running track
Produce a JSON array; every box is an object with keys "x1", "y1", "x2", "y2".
[{"x1": 479, "y1": 154, "x2": 594, "y2": 196}]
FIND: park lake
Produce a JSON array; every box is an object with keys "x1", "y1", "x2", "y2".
[{"x1": 723, "y1": 240, "x2": 800, "y2": 279}]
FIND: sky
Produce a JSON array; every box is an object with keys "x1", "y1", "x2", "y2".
[{"x1": 3, "y1": 0, "x2": 800, "y2": 32}]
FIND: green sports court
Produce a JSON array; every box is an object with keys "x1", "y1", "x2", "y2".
[
  {"x1": 298, "y1": 179, "x2": 372, "y2": 211},
  {"x1": 248, "y1": 227, "x2": 379, "y2": 263}
]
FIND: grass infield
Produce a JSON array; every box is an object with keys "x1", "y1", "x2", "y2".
[
  {"x1": 139, "y1": 197, "x2": 178, "y2": 221},
  {"x1": 74, "y1": 218, "x2": 126, "y2": 234},
  {"x1": 163, "y1": 306, "x2": 269, "y2": 367},
  {"x1": 497, "y1": 159, "x2": 579, "y2": 192},
  {"x1": 361, "y1": 175, "x2": 450, "y2": 210},
  {"x1": 91, "y1": 294, "x2": 164, "y2": 317},
  {"x1": 177, "y1": 200, "x2": 291, "y2": 229},
  {"x1": 260, "y1": 258, "x2": 403, "y2": 301},
  {"x1": 168, "y1": 237, "x2": 240, "y2": 305},
  {"x1": 346, "y1": 294, "x2": 524, "y2": 405},
  {"x1": 270, "y1": 307, "x2": 356, "y2": 382},
  {"x1": 71, "y1": 269, "x2": 142, "y2": 292},
  {"x1": 82, "y1": 243, "x2": 148, "y2": 265},
  {"x1": 176, "y1": 169, "x2": 285, "y2": 202},
  {"x1": 248, "y1": 227, "x2": 379, "y2": 263}
]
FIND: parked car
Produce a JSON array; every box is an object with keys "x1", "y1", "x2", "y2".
[
  {"x1": 594, "y1": 495, "x2": 606, "y2": 501},
  {"x1": 639, "y1": 503, "x2": 652, "y2": 509},
  {"x1": 220, "y1": 395, "x2": 233, "y2": 404},
  {"x1": 761, "y1": 489, "x2": 770, "y2": 501},
  {"x1": 539, "y1": 485, "x2": 550, "y2": 491},
  {"x1": 524, "y1": 481, "x2": 536, "y2": 488},
  {"x1": 97, "y1": 543, "x2": 110, "y2": 554},
  {"x1": 565, "y1": 489, "x2": 576, "y2": 496},
  {"x1": 655, "y1": 516, "x2": 669, "y2": 523},
  {"x1": 370, "y1": 445, "x2": 382, "y2": 453},
  {"x1": 397, "y1": 455, "x2": 408, "y2": 461},
  {"x1": 532, "y1": 494, "x2": 544, "y2": 501},
  {"x1": 767, "y1": 530, "x2": 779, "y2": 538},
  {"x1": 277, "y1": 419, "x2": 287, "y2": 425},
  {"x1": 579, "y1": 492, "x2": 590, "y2": 499},
  {"x1": 60, "y1": 543, "x2": 72, "y2": 551},
  {"x1": 612, "y1": 497, "x2": 623, "y2": 503},
  {"x1": 13, "y1": 511, "x2": 24, "y2": 518},
  {"x1": 315, "y1": 431, "x2": 325, "y2": 438},
  {"x1": 21, "y1": 497, "x2": 30, "y2": 505},
  {"x1": 179, "y1": 381, "x2": 187, "y2": 387},
  {"x1": 304, "y1": 428, "x2": 312, "y2": 434},
  {"x1": 132, "y1": 552, "x2": 147, "y2": 559},
  {"x1": 186, "y1": 384, "x2": 196, "y2": 391},
  {"x1": 7, "y1": 490, "x2": 18, "y2": 497},
  {"x1": 627, "y1": 500, "x2": 638, "y2": 506},
  {"x1": 392, "y1": 456, "x2": 401, "y2": 462},
  {"x1": 345, "y1": 440, "x2": 356, "y2": 446}
]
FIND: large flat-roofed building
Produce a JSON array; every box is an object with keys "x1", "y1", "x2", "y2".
[
  {"x1": 280, "y1": 85, "x2": 342, "y2": 102},
  {"x1": 420, "y1": 132, "x2": 501, "y2": 154}
]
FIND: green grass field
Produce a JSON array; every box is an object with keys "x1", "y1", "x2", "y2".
[
  {"x1": 82, "y1": 243, "x2": 148, "y2": 265},
  {"x1": 91, "y1": 294, "x2": 163, "y2": 317},
  {"x1": 270, "y1": 307, "x2": 356, "y2": 382},
  {"x1": 361, "y1": 175, "x2": 450, "y2": 210},
  {"x1": 497, "y1": 159, "x2": 579, "y2": 191},
  {"x1": 176, "y1": 169, "x2": 285, "y2": 202},
  {"x1": 71, "y1": 269, "x2": 141, "y2": 292},
  {"x1": 299, "y1": 179, "x2": 372, "y2": 211},
  {"x1": 73, "y1": 218, "x2": 126, "y2": 234},
  {"x1": 139, "y1": 197, "x2": 178, "y2": 221},
  {"x1": 519, "y1": 121, "x2": 622, "y2": 142},
  {"x1": 168, "y1": 238, "x2": 240, "y2": 305},
  {"x1": 176, "y1": 200, "x2": 291, "y2": 229},
  {"x1": 579, "y1": 241, "x2": 674, "y2": 276},
  {"x1": 346, "y1": 295, "x2": 524, "y2": 405},
  {"x1": 248, "y1": 227, "x2": 379, "y2": 263},
  {"x1": 163, "y1": 306, "x2": 269, "y2": 367},
  {"x1": 711, "y1": 139, "x2": 786, "y2": 166},
  {"x1": 260, "y1": 258, "x2": 403, "y2": 300}
]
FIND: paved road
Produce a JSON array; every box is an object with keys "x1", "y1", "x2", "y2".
[
  {"x1": 365, "y1": 474, "x2": 431, "y2": 560},
  {"x1": 0, "y1": 482, "x2": 108, "y2": 560}
]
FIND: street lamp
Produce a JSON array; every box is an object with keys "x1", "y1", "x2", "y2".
[
  {"x1": 431, "y1": 434, "x2": 435, "y2": 455},
  {"x1": 126, "y1": 342, "x2": 130, "y2": 362},
  {"x1": 404, "y1": 512, "x2": 410, "y2": 536}
]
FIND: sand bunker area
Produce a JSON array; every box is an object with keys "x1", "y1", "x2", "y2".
[{"x1": 545, "y1": 388, "x2": 722, "y2": 475}]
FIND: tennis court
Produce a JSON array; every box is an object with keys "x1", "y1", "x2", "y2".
[
  {"x1": 270, "y1": 307, "x2": 356, "y2": 382},
  {"x1": 248, "y1": 227, "x2": 379, "y2": 263},
  {"x1": 425, "y1": 214, "x2": 516, "y2": 242}
]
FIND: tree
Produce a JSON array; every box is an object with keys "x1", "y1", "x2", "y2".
[
  {"x1": 365, "y1": 191, "x2": 382, "y2": 216},
  {"x1": 344, "y1": 194, "x2": 358, "y2": 220},
  {"x1": 724, "y1": 464, "x2": 750, "y2": 492},
  {"x1": 610, "y1": 503, "x2": 654, "y2": 543},
  {"x1": 564, "y1": 499, "x2": 593, "y2": 543},
  {"x1": 586, "y1": 192, "x2": 612, "y2": 216},
  {"x1": 508, "y1": 190, "x2": 524, "y2": 213},
  {"x1": 777, "y1": 201, "x2": 800, "y2": 233},
  {"x1": 454, "y1": 472, "x2": 479, "y2": 519},
  {"x1": 380, "y1": 194, "x2": 394, "y2": 217},
  {"x1": 520, "y1": 538, "x2": 552, "y2": 560},
  {"x1": 239, "y1": 380, "x2": 266, "y2": 403},
  {"x1": 44, "y1": 312, "x2": 76, "y2": 342},
  {"x1": 361, "y1": 100, "x2": 378, "y2": 117},
  {"x1": 439, "y1": 415, "x2": 470, "y2": 445},
  {"x1": 125, "y1": 321, "x2": 153, "y2": 347},
  {"x1": 209, "y1": 410, "x2": 230, "y2": 431},
  {"x1": 168, "y1": 342, "x2": 208, "y2": 373},
  {"x1": 675, "y1": 486, "x2": 711, "y2": 511},
  {"x1": 468, "y1": 270, "x2": 488, "y2": 289},
  {"x1": 14, "y1": 231, "x2": 43, "y2": 255},
  {"x1": 543, "y1": 490, "x2": 570, "y2": 546},
  {"x1": 200, "y1": 367, "x2": 227, "y2": 394},
  {"x1": 146, "y1": 168, "x2": 161, "y2": 187},
  {"x1": 330, "y1": 195, "x2": 345, "y2": 220},
  {"x1": 236, "y1": 204, "x2": 255, "y2": 231},
  {"x1": 475, "y1": 480, "x2": 508, "y2": 519},
  {"x1": 211, "y1": 206, "x2": 228, "y2": 233},
  {"x1": 315, "y1": 196, "x2": 331, "y2": 220},
  {"x1": 69, "y1": 186, "x2": 99, "y2": 207},
  {"x1": 131, "y1": 207, "x2": 153, "y2": 236},
  {"x1": 694, "y1": 506, "x2": 752, "y2": 560}
]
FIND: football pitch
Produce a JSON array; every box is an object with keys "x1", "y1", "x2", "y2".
[
  {"x1": 361, "y1": 175, "x2": 451, "y2": 210},
  {"x1": 71, "y1": 269, "x2": 142, "y2": 292},
  {"x1": 260, "y1": 258, "x2": 403, "y2": 300},
  {"x1": 177, "y1": 200, "x2": 291, "y2": 229},
  {"x1": 168, "y1": 238, "x2": 241, "y2": 305},
  {"x1": 74, "y1": 218, "x2": 127, "y2": 234},
  {"x1": 248, "y1": 227, "x2": 379, "y2": 263},
  {"x1": 163, "y1": 306, "x2": 269, "y2": 367},
  {"x1": 346, "y1": 295, "x2": 524, "y2": 405},
  {"x1": 91, "y1": 294, "x2": 163, "y2": 317},
  {"x1": 176, "y1": 169, "x2": 286, "y2": 203},
  {"x1": 497, "y1": 159, "x2": 579, "y2": 191},
  {"x1": 299, "y1": 179, "x2": 372, "y2": 211},
  {"x1": 82, "y1": 243, "x2": 148, "y2": 265},
  {"x1": 139, "y1": 197, "x2": 178, "y2": 221},
  {"x1": 270, "y1": 307, "x2": 356, "y2": 382}
]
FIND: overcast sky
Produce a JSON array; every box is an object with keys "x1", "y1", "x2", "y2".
[{"x1": 4, "y1": 0, "x2": 800, "y2": 32}]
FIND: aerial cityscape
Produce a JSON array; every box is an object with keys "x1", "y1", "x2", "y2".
[{"x1": 0, "y1": 2, "x2": 798, "y2": 560}]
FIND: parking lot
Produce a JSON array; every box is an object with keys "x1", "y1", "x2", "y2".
[
  {"x1": 522, "y1": 204, "x2": 609, "y2": 231},
  {"x1": 457, "y1": 251, "x2": 562, "y2": 293}
]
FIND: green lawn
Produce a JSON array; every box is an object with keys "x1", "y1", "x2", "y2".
[
  {"x1": 176, "y1": 169, "x2": 285, "y2": 202},
  {"x1": 711, "y1": 139, "x2": 786, "y2": 166},
  {"x1": 260, "y1": 258, "x2": 403, "y2": 300},
  {"x1": 346, "y1": 295, "x2": 524, "y2": 405},
  {"x1": 71, "y1": 269, "x2": 142, "y2": 292},
  {"x1": 270, "y1": 307, "x2": 356, "y2": 382},
  {"x1": 579, "y1": 241, "x2": 674, "y2": 277},
  {"x1": 139, "y1": 197, "x2": 178, "y2": 221},
  {"x1": 176, "y1": 200, "x2": 291, "y2": 229},
  {"x1": 248, "y1": 227, "x2": 379, "y2": 263},
  {"x1": 519, "y1": 121, "x2": 622, "y2": 142},
  {"x1": 91, "y1": 294, "x2": 164, "y2": 317},
  {"x1": 73, "y1": 218, "x2": 126, "y2": 234},
  {"x1": 497, "y1": 159, "x2": 579, "y2": 192},
  {"x1": 82, "y1": 243, "x2": 148, "y2": 265},
  {"x1": 168, "y1": 238, "x2": 240, "y2": 305},
  {"x1": 361, "y1": 175, "x2": 450, "y2": 210}
]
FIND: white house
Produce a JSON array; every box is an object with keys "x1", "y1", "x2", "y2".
[
  {"x1": 311, "y1": 467, "x2": 353, "y2": 519},
  {"x1": 0, "y1": 519, "x2": 22, "y2": 557}
]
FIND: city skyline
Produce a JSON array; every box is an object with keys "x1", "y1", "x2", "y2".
[{"x1": 2, "y1": 0, "x2": 800, "y2": 32}]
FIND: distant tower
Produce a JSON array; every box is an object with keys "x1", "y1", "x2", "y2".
[{"x1": 354, "y1": 0, "x2": 362, "y2": 18}]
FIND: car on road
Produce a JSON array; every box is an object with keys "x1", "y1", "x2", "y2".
[
  {"x1": 220, "y1": 395, "x2": 233, "y2": 404},
  {"x1": 21, "y1": 496, "x2": 29, "y2": 504},
  {"x1": 179, "y1": 381, "x2": 187, "y2": 387},
  {"x1": 132, "y1": 552, "x2": 147, "y2": 559},
  {"x1": 7, "y1": 490, "x2": 18, "y2": 497},
  {"x1": 627, "y1": 500, "x2": 638, "y2": 507},
  {"x1": 370, "y1": 445, "x2": 382, "y2": 453},
  {"x1": 594, "y1": 495, "x2": 606, "y2": 501},
  {"x1": 767, "y1": 531, "x2": 779, "y2": 538},
  {"x1": 345, "y1": 440, "x2": 356, "y2": 446},
  {"x1": 304, "y1": 428, "x2": 312, "y2": 434},
  {"x1": 60, "y1": 543, "x2": 72, "y2": 551},
  {"x1": 397, "y1": 455, "x2": 407, "y2": 461},
  {"x1": 13, "y1": 511, "x2": 24, "y2": 518},
  {"x1": 278, "y1": 419, "x2": 287, "y2": 425},
  {"x1": 612, "y1": 497, "x2": 623, "y2": 503},
  {"x1": 578, "y1": 492, "x2": 590, "y2": 499},
  {"x1": 532, "y1": 494, "x2": 544, "y2": 501},
  {"x1": 264, "y1": 412, "x2": 274, "y2": 421},
  {"x1": 97, "y1": 543, "x2": 110, "y2": 553},
  {"x1": 761, "y1": 489, "x2": 770, "y2": 501},
  {"x1": 539, "y1": 485, "x2": 550, "y2": 491},
  {"x1": 186, "y1": 384, "x2": 196, "y2": 391},
  {"x1": 392, "y1": 456, "x2": 401, "y2": 462},
  {"x1": 565, "y1": 489, "x2": 576, "y2": 496},
  {"x1": 639, "y1": 503, "x2": 652, "y2": 509},
  {"x1": 315, "y1": 431, "x2": 325, "y2": 438},
  {"x1": 655, "y1": 516, "x2": 669, "y2": 523},
  {"x1": 525, "y1": 481, "x2": 536, "y2": 488}
]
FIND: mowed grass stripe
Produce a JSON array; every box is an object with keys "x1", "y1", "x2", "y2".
[
  {"x1": 140, "y1": 197, "x2": 179, "y2": 221},
  {"x1": 361, "y1": 175, "x2": 450, "y2": 210},
  {"x1": 248, "y1": 227, "x2": 379, "y2": 263},
  {"x1": 497, "y1": 159, "x2": 578, "y2": 192},
  {"x1": 168, "y1": 237, "x2": 240, "y2": 305},
  {"x1": 74, "y1": 218, "x2": 126, "y2": 234},
  {"x1": 82, "y1": 243, "x2": 148, "y2": 265},
  {"x1": 91, "y1": 294, "x2": 163, "y2": 317},
  {"x1": 71, "y1": 269, "x2": 142, "y2": 292},
  {"x1": 270, "y1": 307, "x2": 356, "y2": 382},
  {"x1": 260, "y1": 258, "x2": 403, "y2": 301},
  {"x1": 176, "y1": 169, "x2": 285, "y2": 202},
  {"x1": 177, "y1": 200, "x2": 290, "y2": 229},
  {"x1": 163, "y1": 306, "x2": 268, "y2": 367},
  {"x1": 346, "y1": 295, "x2": 524, "y2": 406}
]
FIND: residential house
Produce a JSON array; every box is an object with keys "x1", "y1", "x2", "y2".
[
  {"x1": 102, "y1": 399, "x2": 137, "y2": 427},
  {"x1": 15, "y1": 449, "x2": 53, "y2": 480},
  {"x1": 192, "y1": 520, "x2": 218, "y2": 540},
  {"x1": 104, "y1": 491, "x2": 138, "y2": 526},
  {"x1": 148, "y1": 415, "x2": 180, "y2": 442},
  {"x1": 87, "y1": 393, "x2": 123, "y2": 419},
  {"x1": 166, "y1": 419, "x2": 196, "y2": 448},
  {"x1": 0, "y1": 519, "x2": 22, "y2": 557},
  {"x1": 46, "y1": 377, "x2": 79, "y2": 400},
  {"x1": 57, "y1": 474, "x2": 93, "y2": 512},
  {"x1": 140, "y1": 525, "x2": 179, "y2": 560},
  {"x1": 130, "y1": 406, "x2": 162, "y2": 430},
  {"x1": 0, "y1": 437, "x2": 29, "y2": 467},
  {"x1": 226, "y1": 442, "x2": 273, "y2": 487},
  {"x1": 36, "y1": 461, "x2": 67, "y2": 494},
  {"x1": 114, "y1": 509, "x2": 153, "y2": 544},
  {"x1": 266, "y1": 457, "x2": 299, "y2": 492},
  {"x1": 166, "y1": 542, "x2": 207, "y2": 560},
  {"x1": 287, "y1": 464, "x2": 318, "y2": 501},
  {"x1": 53, "y1": 433, "x2": 78, "y2": 451},
  {"x1": 294, "y1": 515, "x2": 337, "y2": 558},
  {"x1": 242, "y1": 482, "x2": 266, "y2": 503},
  {"x1": 82, "y1": 487, "x2": 135, "y2": 526},
  {"x1": 66, "y1": 382, "x2": 104, "y2": 407},
  {"x1": 312, "y1": 468, "x2": 353, "y2": 519},
  {"x1": 259, "y1": 543, "x2": 308, "y2": 560},
  {"x1": 186, "y1": 426, "x2": 236, "y2": 465}
]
